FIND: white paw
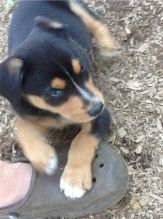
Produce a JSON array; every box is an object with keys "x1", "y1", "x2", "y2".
[
  {"x1": 45, "y1": 152, "x2": 58, "y2": 175},
  {"x1": 60, "y1": 178, "x2": 86, "y2": 199}
]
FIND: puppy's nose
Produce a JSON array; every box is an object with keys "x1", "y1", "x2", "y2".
[{"x1": 88, "y1": 101, "x2": 104, "y2": 117}]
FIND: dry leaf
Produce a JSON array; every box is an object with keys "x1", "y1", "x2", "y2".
[
  {"x1": 130, "y1": 198, "x2": 142, "y2": 211},
  {"x1": 126, "y1": 80, "x2": 142, "y2": 90}
]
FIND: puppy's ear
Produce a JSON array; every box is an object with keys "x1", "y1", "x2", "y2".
[{"x1": 0, "y1": 57, "x2": 24, "y2": 105}]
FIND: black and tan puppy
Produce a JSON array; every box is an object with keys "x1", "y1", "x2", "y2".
[{"x1": 0, "y1": 0, "x2": 117, "y2": 199}]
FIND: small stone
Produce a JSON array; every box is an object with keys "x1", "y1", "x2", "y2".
[
  {"x1": 125, "y1": 26, "x2": 131, "y2": 35},
  {"x1": 135, "y1": 145, "x2": 143, "y2": 154},
  {"x1": 159, "y1": 155, "x2": 163, "y2": 166},
  {"x1": 120, "y1": 147, "x2": 129, "y2": 154},
  {"x1": 138, "y1": 43, "x2": 149, "y2": 53},
  {"x1": 118, "y1": 127, "x2": 127, "y2": 138}
]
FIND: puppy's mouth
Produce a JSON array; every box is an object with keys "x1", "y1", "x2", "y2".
[{"x1": 64, "y1": 101, "x2": 104, "y2": 124}]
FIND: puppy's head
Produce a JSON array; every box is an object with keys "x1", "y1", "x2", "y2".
[{"x1": 0, "y1": 17, "x2": 104, "y2": 123}]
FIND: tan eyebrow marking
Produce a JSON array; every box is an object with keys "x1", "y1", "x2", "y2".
[
  {"x1": 72, "y1": 59, "x2": 81, "y2": 75},
  {"x1": 51, "y1": 78, "x2": 66, "y2": 89}
]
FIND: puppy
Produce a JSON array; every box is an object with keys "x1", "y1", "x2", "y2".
[{"x1": 0, "y1": 0, "x2": 116, "y2": 199}]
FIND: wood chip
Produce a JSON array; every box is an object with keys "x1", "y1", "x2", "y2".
[
  {"x1": 159, "y1": 155, "x2": 163, "y2": 166},
  {"x1": 149, "y1": 193, "x2": 163, "y2": 203},
  {"x1": 126, "y1": 80, "x2": 142, "y2": 90},
  {"x1": 135, "y1": 145, "x2": 143, "y2": 154},
  {"x1": 139, "y1": 195, "x2": 150, "y2": 207},
  {"x1": 157, "y1": 118, "x2": 163, "y2": 131},
  {"x1": 120, "y1": 147, "x2": 129, "y2": 154},
  {"x1": 138, "y1": 43, "x2": 149, "y2": 53},
  {"x1": 125, "y1": 26, "x2": 131, "y2": 34},
  {"x1": 118, "y1": 127, "x2": 127, "y2": 138}
]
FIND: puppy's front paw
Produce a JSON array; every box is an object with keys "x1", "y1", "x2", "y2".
[
  {"x1": 94, "y1": 25, "x2": 120, "y2": 58},
  {"x1": 98, "y1": 37, "x2": 120, "y2": 58},
  {"x1": 31, "y1": 146, "x2": 58, "y2": 175},
  {"x1": 60, "y1": 165, "x2": 92, "y2": 199}
]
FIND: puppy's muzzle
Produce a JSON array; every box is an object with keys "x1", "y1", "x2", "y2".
[{"x1": 88, "y1": 100, "x2": 104, "y2": 117}]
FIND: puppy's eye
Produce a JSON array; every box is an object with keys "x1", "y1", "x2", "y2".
[{"x1": 52, "y1": 89, "x2": 63, "y2": 98}]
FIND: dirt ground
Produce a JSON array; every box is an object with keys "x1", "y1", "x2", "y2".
[{"x1": 0, "y1": 0, "x2": 163, "y2": 219}]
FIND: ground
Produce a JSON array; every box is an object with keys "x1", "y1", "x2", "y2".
[{"x1": 0, "y1": 0, "x2": 163, "y2": 219}]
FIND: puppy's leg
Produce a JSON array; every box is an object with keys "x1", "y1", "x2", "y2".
[
  {"x1": 69, "y1": 0, "x2": 118, "y2": 56},
  {"x1": 16, "y1": 117, "x2": 58, "y2": 175},
  {"x1": 60, "y1": 109, "x2": 110, "y2": 199},
  {"x1": 60, "y1": 124, "x2": 98, "y2": 199}
]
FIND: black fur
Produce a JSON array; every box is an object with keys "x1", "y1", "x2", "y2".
[
  {"x1": 8, "y1": 0, "x2": 92, "y2": 53},
  {"x1": 3, "y1": 1, "x2": 92, "y2": 114},
  {"x1": 0, "y1": 0, "x2": 110, "y2": 138},
  {"x1": 0, "y1": 57, "x2": 24, "y2": 105},
  {"x1": 91, "y1": 109, "x2": 111, "y2": 138}
]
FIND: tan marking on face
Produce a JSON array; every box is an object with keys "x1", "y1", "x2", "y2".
[
  {"x1": 27, "y1": 95, "x2": 92, "y2": 123},
  {"x1": 72, "y1": 59, "x2": 81, "y2": 74},
  {"x1": 28, "y1": 115, "x2": 69, "y2": 129},
  {"x1": 8, "y1": 58, "x2": 23, "y2": 75},
  {"x1": 86, "y1": 79, "x2": 104, "y2": 103},
  {"x1": 51, "y1": 78, "x2": 66, "y2": 89},
  {"x1": 61, "y1": 122, "x2": 99, "y2": 194},
  {"x1": 16, "y1": 117, "x2": 57, "y2": 174}
]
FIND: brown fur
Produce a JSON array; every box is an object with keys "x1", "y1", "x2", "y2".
[
  {"x1": 10, "y1": 2, "x2": 110, "y2": 186},
  {"x1": 69, "y1": 1, "x2": 117, "y2": 51},
  {"x1": 72, "y1": 59, "x2": 81, "y2": 74},
  {"x1": 86, "y1": 79, "x2": 104, "y2": 103},
  {"x1": 51, "y1": 78, "x2": 66, "y2": 89},
  {"x1": 28, "y1": 115, "x2": 69, "y2": 129},
  {"x1": 15, "y1": 117, "x2": 56, "y2": 172},
  {"x1": 27, "y1": 94, "x2": 92, "y2": 123},
  {"x1": 61, "y1": 123, "x2": 99, "y2": 190}
]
